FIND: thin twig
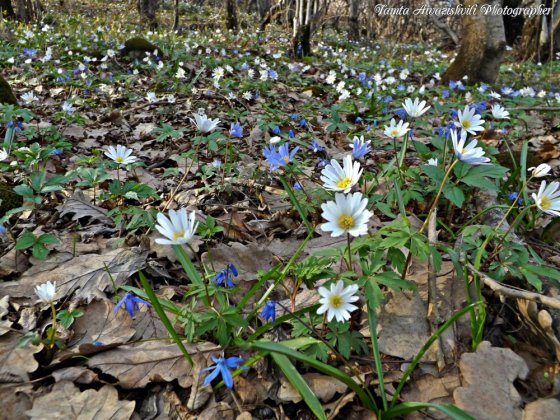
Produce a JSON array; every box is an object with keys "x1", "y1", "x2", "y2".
[{"x1": 467, "y1": 263, "x2": 560, "y2": 310}]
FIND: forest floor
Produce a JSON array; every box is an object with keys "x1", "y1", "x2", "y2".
[{"x1": 1, "y1": 2, "x2": 560, "y2": 419}]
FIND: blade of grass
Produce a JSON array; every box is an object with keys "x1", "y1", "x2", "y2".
[
  {"x1": 271, "y1": 353, "x2": 327, "y2": 420},
  {"x1": 138, "y1": 272, "x2": 193, "y2": 366},
  {"x1": 249, "y1": 340, "x2": 378, "y2": 413},
  {"x1": 279, "y1": 175, "x2": 314, "y2": 235},
  {"x1": 383, "y1": 402, "x2": 474, "y2": 420}
]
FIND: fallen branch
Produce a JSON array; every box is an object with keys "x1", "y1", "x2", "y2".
[{"x1": 467, "y1": 263, "x2": 560, "y2": 310}]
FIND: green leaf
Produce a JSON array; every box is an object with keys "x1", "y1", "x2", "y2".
[
  {"x1": 422, "y1": 165, "x2": 445, "y2": 184},
  {"x1": 32, "y1": 243, "x2": 49, "y2": 260},
  {"x1": 270, "y1": 353, "x2": 327, "y2": 420},
  {"x1": 443, "y1": 185, "x2": 465, "y2": 208},
  {"x1": 15, "y1": 230, "x2": 37, "y2": 250},
  {"x1": 374, "y1": 271, "x2": 416, "y2": 292},
  {"x1": 38, "y1": 233, "x2": 59, "y2": 245}
]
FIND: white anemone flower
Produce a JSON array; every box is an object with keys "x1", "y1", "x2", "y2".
[
  {"x1": 383, "y1": 118, "x2": 410, "y2": 138},
  {"x1": 528, "y1": 164, "x2": 551, "y2": 178},
  {"x1": 454, "y1": 105, "x2": 485, "y2": 135},
  {"x1": 104, "y1": 145, "x2": 138, "y2": 165},
  {"x1": 0, "y1": 148, "x2": 8, "y2": 161},
  {"x1": 320, "y1": 155, "x2": 362, "y2": 193},
  {"x1": 450, "y1": 129, "x2": 490, "y2": 165},
  {"x1": 192, "y1": 113, "x2": 220, "y2": 133},
  {"x1": 21, "y1": 92, "x2": 38, "y2": 104},
  {"x1": 402, "y1": 97, "x2": 430, "y2": 117},
  {"x1": 320, "y1": 192, "x2": 372, "y2": 237},
  {"x1": 155, "y1": 208, "x2": 199, "y2": 245},
  {"x1": 532, "y1": 181, "x2": 560, "y2": 217},
  {"x1": 427, "y1": 158, "x2": 438, "y2": 166},
  {"x1": 317, "y1": 280, "x2": 359, "y2": 323},
  {"x1": 491, "y1": 104, "x2": 510, "y2": 120},
  {"x1": 35, "y1": 281, "x2": 56, "y2": 304}
]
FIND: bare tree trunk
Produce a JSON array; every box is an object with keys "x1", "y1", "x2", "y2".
[
  {"x1": 15, "y1": 0, "x2": 41, "y2": 22},
  {"x1": 225, "y1": 0, "x2": 238, "y2": 31},
  {"x1": 442, "y1": 0, "x2": 506, "y2": 85},
  {"x1": 348, "y1": 0, "x2": 360, "y2": 41},
  {"x1": 0, "y1": 0, "x2": 16, "y2": 19},
  {"x1": 173, "y1": 0, "x2": 179, "y2": 31},
  {"x1": 137, "y1": 0, "x2": 159, "y2": 29}
]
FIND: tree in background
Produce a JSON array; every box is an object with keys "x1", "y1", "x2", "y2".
[
  {"x1": 226, "y1": 0, "x2": 239, "y2": 31},
  {"x1": 292, "y1": 0, "x2": 328, "y2": 57},
  {"x1": 0, "y1": 0, "x2": 16, "y2": 19},
  {"x1": 137, "y1": 0, "x2": 159, "y2": 29},
  {"x1": 443, "y1": 0, "x2": 506, "y2": 84},
  {"x1": 348, "y1": 0, "x2": 360, "y2": 41}
]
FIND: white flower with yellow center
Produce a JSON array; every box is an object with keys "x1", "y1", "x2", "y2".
[
  {"x1": 454, "y1": 105, "x2": 485, "y2": 135},
  {"x1": 317, "y1": 280, "x2": 360, "y2": 323},
  {"x1": 104, "y1": 145, "x2": 138, "y2": 165},
  {"x1": 383, "y1": 118, "x2": 410, "y2": 139},
  {"x1": 532, "y1": 181, "x2": 560, "y2": 217},
  {"x1": 402, "y1": 97, "x2": 430, "y2": 118},
  {"x1": 320, "y1": 155, "x2": 362, "y2": 193},
  {"x1": 528, "y1": 164, "x2": 551, "y2": 178},
  {"x1": 491, "y1": 104, "x2": 510, "y2": 120},
  {"x1": 155, "y1": 208, "x2": 199, "y2": 245},
  {"x1": 450, "y1": 129, "x2": 490, "y2": 165},
  {"x1": 35, "y1": 281, "x2": 56, "y2": 304},
  {"x1": 320, "y1": 192, "x2": 372, "y2": 237},
  {"x1": 192, "y1": 113, "x2": 220, "y2": 133}
]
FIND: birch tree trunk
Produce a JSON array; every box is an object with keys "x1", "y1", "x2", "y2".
[
  {"x1": 442, "y1": 0, "x2": 506, "y2": 84},
  {"x1": 291, "y1": 0, "x2": 327, "y2": 57}
]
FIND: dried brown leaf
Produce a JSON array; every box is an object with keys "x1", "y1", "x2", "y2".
[
  {"x1": 0, "y1": 248, "x2": 148, "y2": 304},
  {"x1": 85, "y1": 339, "x2": 218, "y2": 389},
  {"x1": 57, "y1": 190, "x2": 114, "y2": 226},
  {"x1": 0, "y1": 332, "x2": 41, "y2": 383},
  {"x1": 25, "y1": 381, "x2": 135, "y2": 420}
]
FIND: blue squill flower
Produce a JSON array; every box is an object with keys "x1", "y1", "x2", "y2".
[
  {"x1": 0, "y1": 224, "x2": 6, "y2": 235},
  {"x1": 355, "y1": 116, "x2": 363, "y2": 124},
  {"x1": 113, "y1": 292, "x2": 150, "y2": 317},
  {"x1": 261, "y1": 300, "x2": 277, "y2": 324},
  {"x1": 268, "y1": 69, "x2": 278, "y2": 80},
  {"x1": 272, "y1": 126, "x2": 281, "y2": 135},
  {"x1": 507, "y1": 192, "x2": 523, "y2": 205},
  {"x1": 350, "y1": 136, "x2": 371, "y2": 159},
  {"x1": 229, "y1": 122, "x2": 243, "y2": 138},
  {"x1": 212, "y1": 263, "x2": 238, "y2": 288},
  {"x1": 288, "y1": 129, "x2": 295, "y2": 138},
  {"x1": 202, "y1": 355, "x2": 246, "y2": 389},
  {"x1": 308, "y1": 139, "x2": 324, "y2": 153},
  {"x1": 299, "y1": 119, "x2": 307, "y2": 128},
  {"x1": 278, "y1": 143, "x2": 299, "y2": 165}
]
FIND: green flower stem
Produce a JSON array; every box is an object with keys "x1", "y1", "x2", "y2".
[
  {"x1": 346, "y1": 233, "x2": 353, "y2": 271},
  {"x1": 419, "y1": 158, "x2": 458, "y2": 235},
  {"x1": 49, "y1": 302, "x2": 57, "y2": 349},
  {"x1": 365, "y1": 288, "x2": 388, "y2": 412},
  {"x1": 279, "y1": 175, "x2": 313, "y2": 235},
  {"x1": 397, "y1": 131, "x2": 409, "y2": 176}
]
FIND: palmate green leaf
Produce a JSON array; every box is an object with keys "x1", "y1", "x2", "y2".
[
  {"x1": 32, "y1": 243, "x2": 49, "y2": 260},
  {"x1": 15, "y1": 230, "x2": 37, "y2": 250},
  {"x1": 270, "y1": 353, "x2": 326, "y2": 420},
  {"x1": 383, "y1": 402, "x2": 474, "y2": 419},
  {"x1": 374, "y1": 271, "x2": 416, "y2": 292},
  {"x1": 459, "y1": 164, "x2": 509, "y2": 191}
]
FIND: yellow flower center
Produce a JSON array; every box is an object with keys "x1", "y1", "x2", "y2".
[
  {"x1": 338, "y1": 214, "x2": 354, "y2": 230},
  {"x1": 540, "y1": 196, "x2": 551, "y2": 210},
  {"x1": 282, "y1": 156, "x2": 290, "y2": 163},
  {"x1": 461, "y1": 120, "x2": 470, "y2": 129},
  {"x1": 172, "y1": 230, "x2": 185, "y2": 241},
  {"x1": 329, "y1": 295, "x2": 343, "y2": 309},
  {"x1": 337, "y1": 177, "x2": 352, "y2": 189},
  {"x1": 116, "y1": 156, "x2": 124, "y2": 163},
  {"x1": 390, "y1": 129, "x2": 399, "y2": 136}
]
